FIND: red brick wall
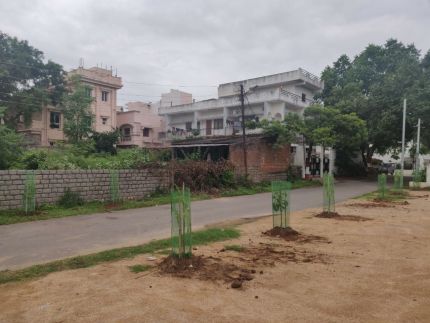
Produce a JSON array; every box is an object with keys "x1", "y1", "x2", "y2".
[{"x1": 229, "y1": 138, "x2": 290, "y2": 182}]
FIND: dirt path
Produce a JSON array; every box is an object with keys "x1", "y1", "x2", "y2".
[{"x1": 0, "y1": 191, "x2": 429, "y2": 323}]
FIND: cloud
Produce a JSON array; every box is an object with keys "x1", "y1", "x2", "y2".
[{"x1": 1, "y1": 0, "x2": 429, "y2": 104}]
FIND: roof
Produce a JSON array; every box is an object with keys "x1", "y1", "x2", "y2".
[{"x1": 170, "y1": 134, "x2": 267, "y2": 147}]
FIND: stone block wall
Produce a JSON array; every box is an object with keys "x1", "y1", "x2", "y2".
[{"x1": 0, "y1": 169, "x2": 170, "y2": 210}]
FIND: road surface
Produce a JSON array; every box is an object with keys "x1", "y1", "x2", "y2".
[{"x1": 0, "y1": 179, "x2": 376, "y2": 270}]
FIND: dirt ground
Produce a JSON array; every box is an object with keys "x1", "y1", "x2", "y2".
[{"x1": 1, "y1": 191, "x2": 430, "y2": 323}]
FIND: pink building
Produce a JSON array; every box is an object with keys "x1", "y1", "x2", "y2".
[
  {"x1": 18, "y1": 66, "x2": 122, "y2": 146},
  {"x1": 117, "y1": 101, "x2": 166, "y2": 148}
]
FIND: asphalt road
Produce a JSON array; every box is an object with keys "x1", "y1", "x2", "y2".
[{"x1": 0, "y1": 179, "x2": 376, "y2": 270}]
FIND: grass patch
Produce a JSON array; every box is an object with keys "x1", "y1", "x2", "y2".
[
  {"x1": 224, "y1": 244, "x2": 244, "y2": 252},
  {"x1": 0, "y1": 180, "x2": 318, "y2": 226},
  {"x1": 355, "y1": 189, "x2": 409, "y2": 202},
  {"x1": 220, "y1": 180, "x2": 319, "y2": 197},
  {"x1": 128, "y1": 264, "x2": 152, "y2": 273},
  {"x1": 0, "y1": 227, "x2": 240, "y2": 285}
]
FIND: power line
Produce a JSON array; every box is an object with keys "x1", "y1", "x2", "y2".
[{"x1": 0, "y1": 61, "x2": 219, "y2": 88}]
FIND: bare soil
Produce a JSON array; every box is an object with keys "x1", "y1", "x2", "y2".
[
  {"x1": 263, "y1": 226, "x2": 329, "y2": 243},
  {"x1": 1, "y1": 191, "x2": 430, "y2": 322}
]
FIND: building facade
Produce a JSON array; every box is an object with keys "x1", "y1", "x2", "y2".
[
  {"x1": 117, "y1": 101, "x2": 166, "y2": 148},
  {"x1": 18, "y1": 66, "x2": 122, "y2": 146},
  {"x1": 158, "y1": 68, "x2": 323, "y2": 139}
]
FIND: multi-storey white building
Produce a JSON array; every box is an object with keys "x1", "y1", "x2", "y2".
[
  {"x1": 158, "y1": 68, "x2": 323, "y2": 138},
  {"x1": 159, "y1": 69, "x2": 334, "y2": 177}
]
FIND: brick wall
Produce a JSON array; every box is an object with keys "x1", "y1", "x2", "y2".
[
  {"x1": 229, "y1": 138, "x2": 290, "y2": 182},
  {"x1": 0, "y1": 169, "x2": 169, "y2": 210}
]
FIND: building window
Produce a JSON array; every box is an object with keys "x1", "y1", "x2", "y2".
[
  {"x1": 197, "y1": 121, "x2": 200, "y2": 130},
  {"x1": 101, "y1": 117, "x2": 108, "y2": 125},
  {"x1": 290, "y1": 146, "x2": 297, "y2": 154},
  {"x1": 213, "y1": 119, "x2": 223, "y2": 130},
  {"x1": 301, "y1": 93, "x2": 306, "y2": 102},
  {"x1": 143, "y1": 128, "x2": 150, "y2": 137},
  {"x1": 185, "y1": 122, "x2": 192, "y2": 131},
  {"x1": 50, "y1": 112, "x2": 61, "y2": 128},
  {"x1": 102, "y1": 91, "x2": 109, "y2": 102},
  {"x1": 85, "y1": 87, "x2": 93, "y2": 97}
]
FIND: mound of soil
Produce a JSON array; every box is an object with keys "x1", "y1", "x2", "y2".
[
  {"x1": 263, "y1": 227, "x2": 329, "y2": 244},
  {"x1": 158, "y1": 255, "x2": 205, "y2": 275},
  {"x1": 315, "y1": 212, "x2": 371, "y2": 222}
]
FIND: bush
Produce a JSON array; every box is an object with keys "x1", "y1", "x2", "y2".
[
  {"x1": 173, "y1": 160, "x2": 235, "y2": 192},
  {"x1": 58, "y1": 188, "x2": 85, "y2": 208},
  {"x1": 287, "y1": 165, "x2": 302, "y2": 181},
  {"x1": 92, "y1": 130, "x2": 119, "y2": 154},
  {"x1": 0, "y1": 126, "x2": 23, "y2": 169}
]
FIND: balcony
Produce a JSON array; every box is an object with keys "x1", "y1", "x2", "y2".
[{"x1": 159, "y1": 87, "x2": 314, "y2": 115}]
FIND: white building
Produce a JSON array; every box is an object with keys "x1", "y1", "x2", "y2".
[
  {"x1": 158, "y1": 68, "x2": 323, "y2": 138},
  {"x1": 158, "y1": 69, "x2": 333, "y2": 177}
]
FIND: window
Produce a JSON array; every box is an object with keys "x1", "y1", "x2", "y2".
[
  {"x1": 143, "y1": 128, "x2": 150, "y2": 137},
  {"x1": 85, "y1": 87, "x2": 93, "y2": 97},
  {"x1": 185, "y1": 122, "x2": 192, "y2": 131},
  {"x1": 123, "y1": 128, "x2": 131, "y2": 136},
  {"x1": 290, "y1": 146, "x2": 297, "y2": 154},
  {"x1": 197, "y1": 121, "x2": 200, "y2": 130},
  {"x1": 301, "y1": 93, "x2": 306, "y2": 102},
  {"x1": 50, "y1": 112, "x2": 61, "y2": 128},
  {"x1": 214, "y1": 119, "x2": 223, "y2": 130},
  {"x1": 102, "y1": 91, "x2": 109, "y2": 102},
  {"x1": 101, "y1": 117, "x2": 108, "y2": 125}
]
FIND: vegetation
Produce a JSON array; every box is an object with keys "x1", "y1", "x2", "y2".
[
  {"x1": 0, "y1": 125, "x2": 24, "y2": 169},
  {"x1": 355, "y1": 189, "x2": 409, "y2": 202},
  {"x1": 61, "y1": 75, "x2": 94, "y2": 143},
  {"x1": 0, "y1": 32, "x2": 66, "y2": 128},
  {"x1": 0, "y1": 228, "x2": 240, "y2": 284},
  {"x1": 223, "y1": 244, "x2": 244, "y2": 252},
  {"x1": 58, "y1": 188, "x2": 85, "y2": 208},
  {"x1": 128, "y1": 264, "x2": 152, "y2": 273},
  {"x1": 320, "y1": 39, "x2": 430, "y2": 170}
]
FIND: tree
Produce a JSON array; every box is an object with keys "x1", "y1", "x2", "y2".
[
  {"x1": 92, "y1": 130, "x2": 120, "y2": 154},
  {"x1": 0, "y1": 32, "x2": 66, "y2": 127},
  {"x1": 319, "y1": 39, "x2": 423, "y2": 169},
  {"x1": 0, "y1": 125, "x2": 23, "y2": 169},
  {"x1": 61, "y1": 75, "x2": 94, "y2": 143}
]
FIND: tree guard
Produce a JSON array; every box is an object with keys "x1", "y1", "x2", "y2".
[
  {"x1": 323, "y1": 172, "x2": 335, "y2": 213},
  {"x1": 271, "y1": 181, "x2": 291, "y2": 228},
  {"x1": 171, "y1": 186, "x2": 192, "y2": 258},
  {"x1": 23, "y1": 171, "x2": 36, "y2": 214}
]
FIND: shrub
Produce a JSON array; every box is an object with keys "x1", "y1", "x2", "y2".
[
  {"x1": 287, "y1": 165, "x2": 302, "y2": 182},
  {"x1": 58, "y1": 188, "x2": 85, "y2": 208},
  {"x1": 92, "y1": 130, "x2": 119, "y2": 154},
  {"x1": 173, "y1": 160, "x2": 235, "y2": 192},
  {"x1": 0, "y1": 126, "x2": 23, "y2": 169}
]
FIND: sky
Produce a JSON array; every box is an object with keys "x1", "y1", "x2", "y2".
[{"x1": 1, "y1": 0, "x2": 430, "y2": 105}]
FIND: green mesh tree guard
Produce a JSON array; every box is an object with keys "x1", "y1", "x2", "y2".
[
  {"x1": 393, "y1": 170, "x2": 403, "y2": 190},
  {"x1": 23, "y1": 171, "x2": 36, "y2": 214},
  {"x1": 412, "y1": 170, "x2": 421, "y2": 188},
  {"x1": 377, "y1": 174, "x2": 387, "y2": 199},
  {"x1": 323, "y1": 172, "x2": 335, "y2": 213},
  {"x1": 110, "y1": 170, "x2": 120, "y2": 203},
  {"x1": 271, "y1": 181, "x2": 291, "y2": 228},
  {"x1": 171, "y1": 186, "x2": 192, "y2": 258}
]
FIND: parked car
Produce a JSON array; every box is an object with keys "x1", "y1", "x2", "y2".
[{"x1": 378, "y1": 163, "x2": 396, "y2": 175}]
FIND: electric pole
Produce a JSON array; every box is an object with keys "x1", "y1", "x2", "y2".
[
  {"x1": 416, "y1": 118, "x2": 421, "y2": 171},
  {"x1": 240, "y1": 84, "x2": 248, "y2": 177},
  {"x1": 400, "y1": 99, "x2": 406, "y2": 175}
]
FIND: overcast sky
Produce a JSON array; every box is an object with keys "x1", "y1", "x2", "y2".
[{"x1": 1, "y1": 0, "x2": 430, "y2": 105}]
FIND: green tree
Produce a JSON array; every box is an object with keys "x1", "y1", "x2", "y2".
[
  {"x1": 0, "y1": 32, "x2": 66, "y2": 127},
  {"x1": 320, "y1": 39, "x2": 422, "y2": 168},
  {"x1": 92, "y1": 129, "x2": 120, "y2": 154},
  {"x1": 0, "y1": 125, "x2": 23, "y2": 169},
  {"x1": 61, "y1": 75, "x2": 94, "y2": 143}
]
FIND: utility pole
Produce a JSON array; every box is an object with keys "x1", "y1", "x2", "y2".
[
  {"x1": 400, "y1": 99, "x2": 406, "y2": 175},
  {"x1": 415, "y1": 118, "x2": 421, "y2": 171},
  {"x1": 239, "y1": 84, "x2": 248, "y2": 177}
]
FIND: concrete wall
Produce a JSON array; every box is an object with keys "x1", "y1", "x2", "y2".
[{"x1": 0, "y1": 169, "x2": 169, "y2": 210}]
